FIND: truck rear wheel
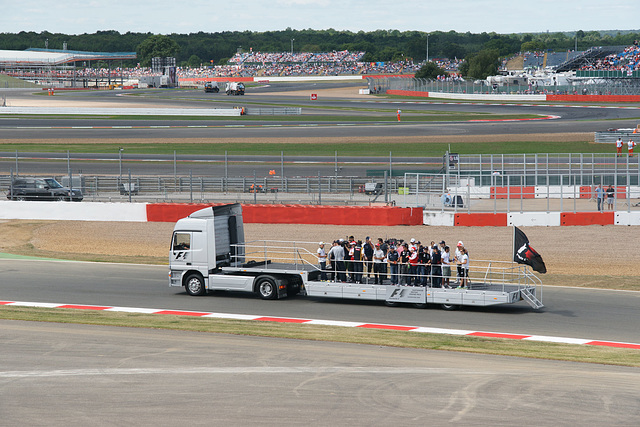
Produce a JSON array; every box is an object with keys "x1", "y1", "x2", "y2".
[
  {"x1": 256, "y1": 276, "x2": 278, "y2": 300},
  {"x1": 185, "y1": 273, "x2": 206, "y2": 296},
  {"x1": 440, "y1": 303, "x2": 460, "y2": 311}
]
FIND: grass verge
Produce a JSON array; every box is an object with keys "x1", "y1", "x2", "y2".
[
  {"x1": 0, "y1": 140, "x2": 606, "y2": 156},
  {"x1": 1, "y1": 306, "x2": 638, "y2": 367},
  {"x1": 0, "y1": 112, "x2": 544, "y2": 122}
]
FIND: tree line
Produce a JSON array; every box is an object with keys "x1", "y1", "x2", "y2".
[{"x1": 1, "y1": 28, "x2": 638, "y2": 78}]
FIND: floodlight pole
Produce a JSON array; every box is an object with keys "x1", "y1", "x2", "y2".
[{"x1": 426, "y1": 34, "x2": 429, "y2": 62}]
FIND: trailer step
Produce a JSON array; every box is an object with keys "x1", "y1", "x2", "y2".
[{"x1": 521, "y1": 287, "x2": 544, "y2": 310}]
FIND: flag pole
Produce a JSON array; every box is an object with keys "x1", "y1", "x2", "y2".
[{"x1": 512, "y1": 225, "x2": 515, "y2": 264}]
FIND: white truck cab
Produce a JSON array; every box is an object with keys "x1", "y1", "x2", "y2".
[{"x1": 169, "y1": 204, "x2": 306, "y2": 299}]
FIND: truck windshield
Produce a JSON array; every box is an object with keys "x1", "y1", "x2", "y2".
[{"x1": 44, "y1": 179, "x2": 63, "y2": 188}]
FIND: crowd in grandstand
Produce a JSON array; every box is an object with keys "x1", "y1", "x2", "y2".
[
  {"x1": 7, "y1": 44, "x2": 639, "y2": 84},
  {"x1": 579, "y1": 42, "x2": 640, "y2": 72},
  {"x1": 228, "y1": 50, "x2": 365, "y2": 64}
]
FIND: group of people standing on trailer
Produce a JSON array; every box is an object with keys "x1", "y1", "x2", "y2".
[{"x1": 316, "y1": 238, "x2": 470, "y2": 288}]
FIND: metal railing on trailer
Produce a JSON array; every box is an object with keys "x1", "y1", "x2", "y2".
[{"x1": 230, "y1": 241, "x2": 544, "y2": 309}]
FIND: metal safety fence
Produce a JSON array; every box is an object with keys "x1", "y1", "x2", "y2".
[
  {"x1": 2, "y1": 152, "x2": 640, "y2": 211},
  {"x1": 369, "y1": 77, "x2": 640, "y2": 96}
]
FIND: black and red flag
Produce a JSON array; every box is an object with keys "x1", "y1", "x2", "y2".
[{"x1": 513, "y1": 227, "x2": 547, "y2": 274}]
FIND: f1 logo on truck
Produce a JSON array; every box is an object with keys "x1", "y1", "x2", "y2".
[
  {"x1": 173, "y1": 251, "x2": 188, "y2": 261},
  {"x1": 388, "y1": 288, "x2": 403, "y2": 299}
]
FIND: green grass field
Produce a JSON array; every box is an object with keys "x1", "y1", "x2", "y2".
[{"x1": 0, "y1": 140, "x2": 610, "y2": 156}]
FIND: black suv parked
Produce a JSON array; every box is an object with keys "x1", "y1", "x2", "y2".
[{"x1": 6, "y1": 178, "x2": 83, "y2": 201}]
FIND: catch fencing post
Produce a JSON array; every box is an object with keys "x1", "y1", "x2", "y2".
[
  {"x1": 253, "y1": 170, "x2": 257, "y2": 204},
  {"x1": 281, "y1": 151, "x2": 284, "y2": 189},
  {"x1": 224, "y1": 150, "x2": 228, "y2": 193},
  {"x1": 384, "y1": 171, "x2": 388, "y2": 204}
]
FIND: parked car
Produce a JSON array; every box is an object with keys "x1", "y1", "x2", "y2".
[
  {"x1": 363, "y1": 182, "x2": 383, "y2": 195},
  {"x1": 6, "y1": 178, "x2": 83, "y2": 201}
]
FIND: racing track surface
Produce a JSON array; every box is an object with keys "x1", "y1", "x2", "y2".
[
  {"x1": 2, "y1": 86, "x2": 640, "y2": 423},
  {"x1": 1, "y1": 82, "x2": 640, "y2": 140},
  {"x1": 1, "y1": 259, "x2": 638, "y2": 345},
  {"x1": 3, "y1": 319, "x2": 639, "y2": 426},
  {"x1": 2, "y1": 82, "x2": 640, "y2": 177}
]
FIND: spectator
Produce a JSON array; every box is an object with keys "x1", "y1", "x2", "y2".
[
  {"x1": 363, "y1": 236, "x2": 375, "y2": 280},
  {"x1": 317, "y1": 242, "x2": 327, "y2": 281},
  {"x1": 387, "y1": 244, "x2": 399, "y2": 285},
  {"x1": 373, "y1": 243, "x2": 385, "y2": 284},
  {"x1": 431, "y1": 246, "x2": 442, "y2": 288},
  {"x1": 327, "y1": 241, "x2": 346, "y2": 282},
  {"x1": 442, "y1": 245, "x2": 451, "y2": 288},
  {"x1": 606, "y1": 184, "x2": 615, "y2": 210},
  {"x1": 595, "y1": 184, "x2": 604, "y2": 212}
]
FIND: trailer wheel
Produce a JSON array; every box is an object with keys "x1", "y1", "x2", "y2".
[
  {"x1": 384, "y1": 301, "x2": 400, "y2": 307},
  {"x1": 256, "y1": 276, "x2": 278, "y2": 300},
  {"x1": 185, "y1": 273, "x2": 206, "y2": 296},
  {"x1": 440, "y1": 303, "x2": 460, "y2": 311}
]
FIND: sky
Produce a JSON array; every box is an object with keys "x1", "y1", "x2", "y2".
[{"x1": 1, "y1": 0, "x2": 638, "y2": 35}]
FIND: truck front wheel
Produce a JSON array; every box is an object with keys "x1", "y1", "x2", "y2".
[
  {"x1": 185, "y1": 273, "x2": 206, "y2": 296},
  {"x1": 256, "y1": 276, "x2": 278, "y2": 300}
]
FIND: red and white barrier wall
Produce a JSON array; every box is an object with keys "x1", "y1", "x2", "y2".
[
  {"x1": 1, "y1": 200, "x2": 638, "y2": 227},
  {"x1": 0, "y1": 201, "x2": 423, "y2": 226},
  {"x1": 146, "y1": 203, "x2": 423, "y2": 225},
  {"x1": 386, "y1": 90, "x2": 640, "y2": 103},
  {"x1": 0, "y1": 201, "x2": 148, "y2": 222},
  {"x1": 422, "y1": 211, "x2": 640, "y2": 226}
]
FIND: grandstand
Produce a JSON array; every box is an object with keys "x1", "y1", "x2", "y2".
[
  {"x1": 228, "y1": 50, "x2": 365, "y2": 65},
  {"x1": 554, "y1": 45, "x2": 628, "y2": 72},
  {"x1": 0, "y1": 48, "x2": 137, "y2": 88}
]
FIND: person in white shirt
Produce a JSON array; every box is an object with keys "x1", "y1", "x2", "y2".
[
  {"x1": 317, "y1": 242, "x2": 327, "y2": 281},
  {"x1": 441, "y1": 245, "x2": 451, "y2": 288},
  {"x1": 458, "y1": 248, "x2": 469, "y2": 288},
  {"x1": 616, "y1": 137, "x2": 623, "y2": 157},
  {"x1": 373, "y1": 243, "x2": 385, "y2": 284},
  {"x1": 454, "y1": 241, "x2": 464, "y2": 284}
]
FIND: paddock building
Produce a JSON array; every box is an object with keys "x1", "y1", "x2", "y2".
[{"x1": 0, "y1": 48, "x2": 137, "y2": 88}]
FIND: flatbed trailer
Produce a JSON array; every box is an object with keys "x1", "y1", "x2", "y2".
[{"x1": 169, "y1": 204, "x2": 543, "y2": 310}]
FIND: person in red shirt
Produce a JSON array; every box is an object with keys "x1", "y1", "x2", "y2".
[{"x1": 408, "y1": 247, "x2": 419, "y2": 285}]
